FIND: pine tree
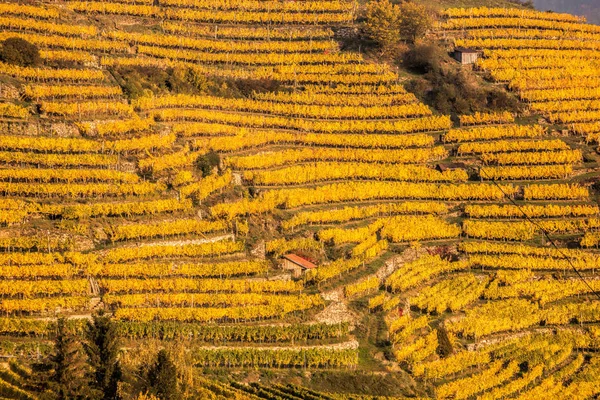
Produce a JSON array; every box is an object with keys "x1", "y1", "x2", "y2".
[
  {"x1": 47, "y1": 318, "x2": 92, "y2": 400},
  {"x1": 145, "y1": 350, "x2": 179, "y2": 400},
  {"x1": 84, "y1": 312, "x2": 123, "y2": 400}
]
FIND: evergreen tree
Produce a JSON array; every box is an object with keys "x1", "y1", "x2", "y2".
[
  {"x1": 145, "y1": 350, "x2": 179, "y2": 400},
  {"x1": 84, "y1": 312, "x2": 123, "y2": 400},
  {"x1": 47, "y1": 318, "x2": 92, "y2": 400}
]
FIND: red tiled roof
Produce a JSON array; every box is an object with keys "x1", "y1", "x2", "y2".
[{"x1": 282, "y1": 254, "x2": 317, "y2": 270}]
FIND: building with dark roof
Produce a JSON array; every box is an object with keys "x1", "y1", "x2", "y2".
[{"x1": 453, "y1": 47, "x2": 480, "y2": 65}]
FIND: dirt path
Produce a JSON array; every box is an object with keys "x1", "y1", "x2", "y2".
[
  {"x1": 138, "y1": 234, "x2": 235, "y2": 248},
  {"x1": 192, "y1": 339, "x2": 360, "y2": 351},
  {"x1": 33, "y1": 314, "x2": 94, "y2": 322}
]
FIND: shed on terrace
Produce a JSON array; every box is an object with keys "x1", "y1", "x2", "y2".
[
  {"x1": 453, "y1": 47, "x2": 480, "y2": 65},
  {"x1": 280, "y1": 253, "x2": 317, "y2": 278},
  {"x1": 436, "y1": 162, "x2": 468, "y2": 173}
]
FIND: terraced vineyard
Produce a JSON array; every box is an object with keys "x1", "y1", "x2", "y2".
[{"x1": 0, "y1": 0, "x2": 599, "y2": 398}]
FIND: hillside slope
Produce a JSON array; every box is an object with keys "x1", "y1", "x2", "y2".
[{"x1": 0, "y1": 1, "x2": 599, "y2": 398}]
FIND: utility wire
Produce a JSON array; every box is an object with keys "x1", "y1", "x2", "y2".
[{"x1": 478, "y1": 168, "x2": 600, "y2": 301}]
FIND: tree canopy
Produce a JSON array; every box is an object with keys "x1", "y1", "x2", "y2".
[
  {"x1": 363, "y1": 0, "x2": 401, "y2": 49},
  {"x1": 0, "y1": 37, "x2": 40, "y2": 67},
  {"x1": 399, "y1": 2, "x2": 434, "y2": 44}
]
